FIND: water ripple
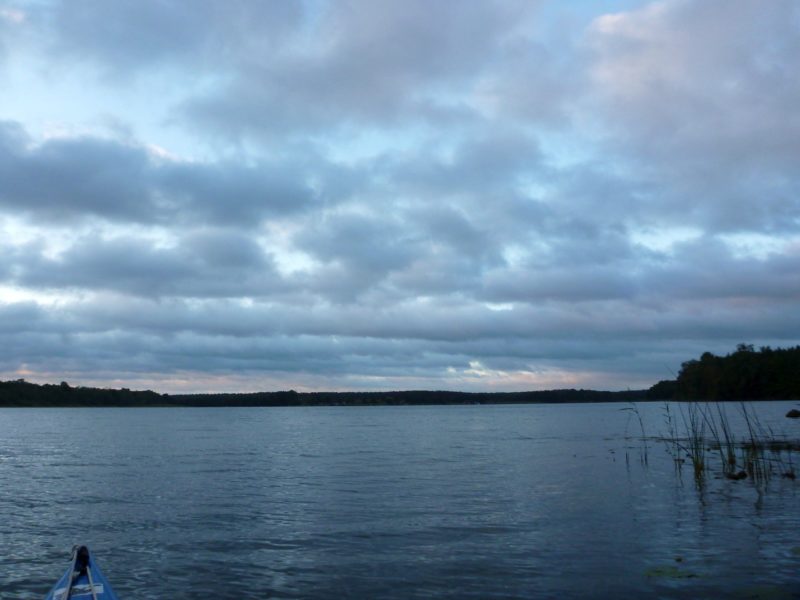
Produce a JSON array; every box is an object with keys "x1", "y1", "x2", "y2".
[{"x1": 1, "y1": 403, "x2": 798, "y2": 598}]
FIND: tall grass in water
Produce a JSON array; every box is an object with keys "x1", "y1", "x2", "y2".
[
  {"x1": 677, "y1": 401, "x2": 707, "y2": 482},
  {"x1": 701, "y1": 403, "x2": 737, "y2": 478},
  {"x1": 658, "y1": 400, "x2": 797, "y2": 487},
  {"x1": 622, "y1": 403, "x2": 649, "y2": 466},
  {"x1": 739, "y1": 402, "x2": 797, "y2": 482}
]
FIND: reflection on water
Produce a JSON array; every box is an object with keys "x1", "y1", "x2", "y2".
[{"x1": 1, "y1": 403, "x2": 799, "y2": 598}]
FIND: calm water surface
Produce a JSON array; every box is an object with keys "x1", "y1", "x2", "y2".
[{"x1": 1, "y1": 402, "x2": 799, "y2": 598}]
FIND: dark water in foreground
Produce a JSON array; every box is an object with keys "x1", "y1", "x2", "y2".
[{"x1": 1, "y1": 402, "x2": 799, "y2": 599}]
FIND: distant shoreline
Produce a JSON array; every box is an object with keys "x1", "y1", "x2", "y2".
[
  {"x1": 1, "y1": 380, "x2": 652, "y2": 407},
  {"x1": 4, "y1": 344, "x2": 799, "y2": 406}
]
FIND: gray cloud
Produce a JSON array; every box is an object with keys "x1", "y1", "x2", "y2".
[
  {"x1": 0, "y1": 301, "x2": 49, "y2": 334},
  {"x1": 293, "y1": 212, "x2": 423, "y2": 302},
  {"x1": 157, "y1": 160, "x2": 316, "y2": 225},
  {"x1": 482, "y1": 266, "x2": 639, "y2": 303},
  {"x1": 12, "y1": 230, "x2": 284, "y2": 299},
  {"x1": 644, "y1": 237, "x2": 800, "y2": 301},
  {"x1": 44, "y1": 0, "x2": 303, "y2": 75},
  {"x1": 179, "y1": 0, "x2": 544, "y2": 138},
  {"x1": 299, "y1": 212, "x2": 417, "y2": 272},
  {"x1": 386, "y1": 129, "x2": 544, "y2": 197},
  {"x1": 0, "y1": 131, "x2": 152, "y2": 221},
  {"x1": 0, "y1": 121, "x2": 319, "y2": 225},
  {"x1": 19, "y1": 0, "x2": 545, "y2": 138},
  {"x1": 2, "y1": 290, "x2": 798, "y2": 392},
  {"x1": 1, "y1": 1, "x2": 799, "y2": 391},
  {"x1": 586, "y1": 0, "x2": 800, "y2": 232}
]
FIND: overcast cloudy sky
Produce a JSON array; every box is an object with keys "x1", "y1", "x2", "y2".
[{"x1": 0, "y1": 0, "x2": 798, "y2": 393}]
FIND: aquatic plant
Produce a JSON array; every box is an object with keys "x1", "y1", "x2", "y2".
[
  {"x1": 661, "y1": 401, "x2": 683, "y2": 475},
  {"x1": 678, "y1": 400, "x2": 707, "y2": 482},
  {"x1": 622, "y1": 403, "x2": 649, "y2": 466},
  {"x1": 658, "y1": 401, "x2": 705, "y2": 483},
  {"x1": 708, "y1": 403, "x2": 737, "y2": 477},
  {"x1": 655, "y1": 400, "x2": 798, "y2": 488}
]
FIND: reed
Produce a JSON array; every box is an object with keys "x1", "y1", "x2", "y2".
[
  {"x1": 710, "y1": 403, "x2": 737, "y2": 477},
  {"x1": 661, "y1": 401, "x2": 684, "y2": 475},
  {"x1": 678, "y1": 401, "x2": 707, "y2": 482},
  {"x1": 622, "y1": 402, "x2": 649, "y2": 466},
  {"x1": 654, "y1": 400, "x2": 797, "y2": 487}
]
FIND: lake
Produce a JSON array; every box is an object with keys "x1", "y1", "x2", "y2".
[{"x1": 1, "y1": 402, "x2": 799, "y2": 598}]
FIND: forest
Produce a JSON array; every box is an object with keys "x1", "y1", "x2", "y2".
[{"x1": 669, "y1": 344, "x2": 800, "y2": 400}]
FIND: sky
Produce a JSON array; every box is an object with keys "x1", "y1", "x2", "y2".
[{"x1": 0, "y1": 0, "x2": 798, "y2": 393}]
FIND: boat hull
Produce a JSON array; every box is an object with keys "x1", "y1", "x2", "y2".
[{"x1": 45, "y1": 546, "x2": 120, "y2": 600}]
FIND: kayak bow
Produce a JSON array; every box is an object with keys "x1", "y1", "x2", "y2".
[{"x1": 45, "y1": 546, "x2": 120, "y2": 600}]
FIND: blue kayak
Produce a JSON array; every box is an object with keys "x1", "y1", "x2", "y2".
[{"x1": 45, "y1": 546, "x2": 120, "y2": 600}]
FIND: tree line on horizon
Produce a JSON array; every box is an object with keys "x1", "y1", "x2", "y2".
[
  {"x1": 1, "y1": 344, "x2": 798, "y2": 406},
  {"x1": 0, "y1": 380, "x2": 644, "y2": 407},
  {"x1": 647, "y1": 344, "x2": 800, "y2": 401}
]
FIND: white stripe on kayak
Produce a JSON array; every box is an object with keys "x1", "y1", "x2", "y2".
[{"x1": 53, "y1": 583, "x2": 105, "y2": 599}]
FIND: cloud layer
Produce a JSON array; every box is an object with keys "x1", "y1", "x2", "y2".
[{"x1": 0, "y1": 0, "x2": 798, "y2": 392}]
